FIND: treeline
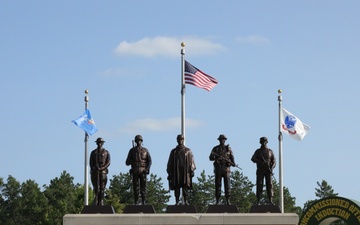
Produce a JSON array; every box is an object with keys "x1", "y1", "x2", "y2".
[{"x1": 0, "y1": 170, "x2": 338, "y2": 225}]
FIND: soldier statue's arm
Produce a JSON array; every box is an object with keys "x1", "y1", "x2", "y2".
[{"x1": 100, "y1": 150, "x2": 111, "y2": 171}]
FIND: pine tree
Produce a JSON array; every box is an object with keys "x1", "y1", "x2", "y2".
[
  {"x1": 230, "y1": 170, "x2": 256, "y2": 213},
  {"x1": 188, "y1": 170, "x2": 215, "y2": 213},
  {"x1": 108, "y1": 172, "x2": 170, "y2": 213},
  {"x1": 145, "y1": 174, "x2": 171, "y2": 213},
  {"x1": 43, "y1": 171, "x2": 81, "y2": 225}
]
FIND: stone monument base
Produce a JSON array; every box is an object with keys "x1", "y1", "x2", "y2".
[
  {"x1": 250, "y1": 205, "x2": 281, "y2": 213},
  {"x1": 64, "y1": 213, "x2": 299, "y2": 225},
  {"x1": 123, "y1": 205, "x2": 155, "y2": 213},
  {"x1": 206, "y1": 205, "x2": 239, "y2": 213},
  {"x1": 166, "y1": 205, "x2": 197, "y2": 213},
  {"x1": 81, "y1": 205, "x2": 115, "y2": 214}
]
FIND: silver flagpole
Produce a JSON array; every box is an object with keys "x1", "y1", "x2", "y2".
[
  {"x1": 84, "y1": 90, "x2": 89, "y2": 205},
  {"x1": 180, "y1": 42, "x2": 186, "y2": 205},
  {"x1": 278, "y1": 89, "x2": 284, "y2": 213},
  {"x1": 181, "y1": 42, "x2": 186, "y2": 141}
]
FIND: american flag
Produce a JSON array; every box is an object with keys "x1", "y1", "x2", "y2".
[{"x1": 184, "y1": 60, "x2": 218, "y2": 91}]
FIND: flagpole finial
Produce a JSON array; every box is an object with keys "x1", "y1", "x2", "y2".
[
  {"x1": 181, "y1": 42, "x2": 186, "y2": 47},
  {"x1": 278, "y1": 89, "x2": 282, "y2": 94},
  {"x1": 84, "y1": 90, "x2": 89, "y2": 104}
]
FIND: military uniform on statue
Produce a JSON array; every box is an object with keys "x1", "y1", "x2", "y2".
[
  {"x1": 206, "y1": 135, "x2": 239, "y2": 213},
  {"x1": 250, "y1": 137, "x2": 280, "y2": 213},
  {"x1": 209, "y1": 134, "x2": 235, "y2": 205},
  {"x1": 81, "y1": 137, "x2": 115, "y2": 214},
  {"x1": 166, "y1": 134, "x2": 197, "y2": 213},
  {"x1": 90, "y1": 137, "x2": 111, "y2": 206},
  {"x1": 126, "y1": 135, "x2": 152, "y2": 205},
  {"x1": 123, "y1": 135, "x2": 155, "y2": 214}
]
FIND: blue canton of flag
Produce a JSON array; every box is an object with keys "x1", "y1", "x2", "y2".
[
  {"x1": 72, "y1": 109, "x2": 98, "y2": 135},
  {"x1": 280, "y1": 108, "x2": 310, "y2": 141}
]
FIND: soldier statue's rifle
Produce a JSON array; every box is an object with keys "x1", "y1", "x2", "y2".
[
  {"x1": 129, "y1": 140, "x2": 135, "y2": 176},
  {"x1": 95, "y1": 148, "x2": 100, "y2": 205},
  {"x1": 261, "y1": 155, "x2": 276, "y2": 179},
  {"x1": 212, "y1": 150, "x2": 242, "y2": 170}
]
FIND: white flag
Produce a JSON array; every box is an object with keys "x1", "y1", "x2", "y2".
[{"x1": 280, "y1": 108, "x2": 310, "y2": 141}]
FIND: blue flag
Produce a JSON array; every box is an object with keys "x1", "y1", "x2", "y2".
[{"x1": 72, "y1": 109, "x2": 98, "y2": 135}]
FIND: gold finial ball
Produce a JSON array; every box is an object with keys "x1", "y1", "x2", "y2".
[
  {"x1": 278, "y1": 89, "x2": 282, "y2": 94},
  {"x1": 85, "y1": 89, "x2": 89, "y2": 94},
  {"x1": 181, "y1": 42, "x2": 186, "y2": 47}
]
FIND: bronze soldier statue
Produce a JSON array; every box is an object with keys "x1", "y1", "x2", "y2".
[
  {"x1": 209, "y1": 134, "x2": 235, "y2": 205},
  {"x1": 90, "y1": 137, "x2": 111, "y2": 206},
  {"x1": 126, "y1": 135, "x2": 152, "y2": 205},
  {"x1": 167, "y1": 134, "x2": 196, "y2": 205},
  {"x1": 251, "y1": 137, "x2": 276, "y2": 205}
]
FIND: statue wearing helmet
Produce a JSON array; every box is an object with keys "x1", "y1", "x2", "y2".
[
  {"x1": 126, "y1": 135, "x2": 152, "y2": 205},
  {"x1": 251, "y1": 137, "x2": 276, "y2": 205}
]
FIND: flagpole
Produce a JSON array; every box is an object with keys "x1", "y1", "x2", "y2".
[
  {"x1": 278, "y1": 89, "x2": 284, "y2": 213},
  {"x1": 181, "y1": 42, "x2": 186, "y2": 141},
  {"x1": 180, "y1": 42, "x2": 186, "y2": 205},
  {"x1": 84, "y1": 90, "x2": 89, "y2": 206}
]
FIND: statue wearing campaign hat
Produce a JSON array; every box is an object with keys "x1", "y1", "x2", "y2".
[
  {"x1": 90, "y1": 137, "x2": 111, "y2": 206},
  {"x1": 209, "y1": 134, "x2": 235, "y2": 205}
]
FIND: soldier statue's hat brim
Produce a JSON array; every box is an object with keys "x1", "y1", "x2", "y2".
[
  {"x1": 217, "y1": 134, "x2": 227, "y2": 140},
  {"x1": 95, "y1": 137, "x2": 105, "y2": 143}
]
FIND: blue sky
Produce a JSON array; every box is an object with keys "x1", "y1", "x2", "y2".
[{"x1": 1, "y1": 1, "x2": 359, "y2": 208}]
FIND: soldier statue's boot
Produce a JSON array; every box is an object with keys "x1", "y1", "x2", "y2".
[
  {"x1": 134, "y1": 195, "x2": 139, "y2": 205},
  {"x1": 226, "y1": 196, "x2": 231, "y2": 205},
  {"x1": 175, "y1": 196, "x2": 180, "y2": 205},
  {"x1": 93, "y1": 194, "x2": 99, "y2": 205},
  {"x1": 268, "y1": 190, "x2": 274, "y2": 205},
  {"x1": 141, "y1": 195, "x2": 146, "y2": 205},
  {"x1": 256, "y1": 197, "x2": 261, "y2": 205},
  {"x1": 183, "y1": 196, "x2": 189, "y2": 205},
  {"x1": 216, "y1": 196, "x2": 220, "y2": 205},
  {"x1": 269, "y1": 197, "x2": 274, "y2": 205},
  {"x1": 100, "y1": 190, "x2": 105, "y2": 206}
]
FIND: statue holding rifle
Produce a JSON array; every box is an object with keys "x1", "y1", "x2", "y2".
[
  {"x1": 251, "y1": 137, "x2": 276, "y2": 205},
  {"x1": 90, "y1": 137, "x2": 111, "y2": 206},
  {"x1": 126, "y1": 135, "x2": 152, "y2": 205},
  {"x1": 209, "y1": 134, "x2": 236, "y2": 205}
]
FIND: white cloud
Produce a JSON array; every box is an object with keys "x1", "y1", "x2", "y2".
[
  {"x1": 236, "y1": 35, "x2": 271, "y2": 44},
  {"x1": 114, "y1": 36, "x2": 225, "y2": 58},
  {"x1": 118, "y1": 117, "x2": 203, "y2": 134}
]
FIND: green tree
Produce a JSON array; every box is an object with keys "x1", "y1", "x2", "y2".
[
  {"x1": 0, "y1": 176, "x2": 49, "y2": 225},
  {"x1": 19, "y1": 179, "x2": 48, "y2": 225},
  {"x1": 302, "y1": 180, "x2": 344, "y2": 225},
  {"x1": 189, "y1": 170, "x2": 215, "y2": 213},
  {"x1": 0, "y1": 176, "x2": 21, "y2": 225},
  {"x1": 43, "y1": 171, "x2": 81, "y2": 225},
  {"x1": 145, "y1": 174, "x2": 171, "y2": 213},
  {"x1": 108, "y1": 172, "x2": 133, "y2": 207},
  {"x1": 315, "y1": 180, "x2": 338, "y2": 199},
  {"x1": 271, "y1": 180, "x2": 300, "y2": 213},
  {"x1": 0, "y1": 177, "x2": 4, "y2": 222},
  {"x1": 73, "y1": 184, "x2": 94, "y2": 213},
  {"x1": 104, "y1": 188, "x2": 124, "y2": 213},
  {"x1": 303, "y1": 179, "x2": 338, "y2": 212},
  {"x1": 230, "y1": 170, "x2": 256, "y2": 213},
  {"x1": 108, "y1": 172, "x2": 170, "y2": 213}
]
